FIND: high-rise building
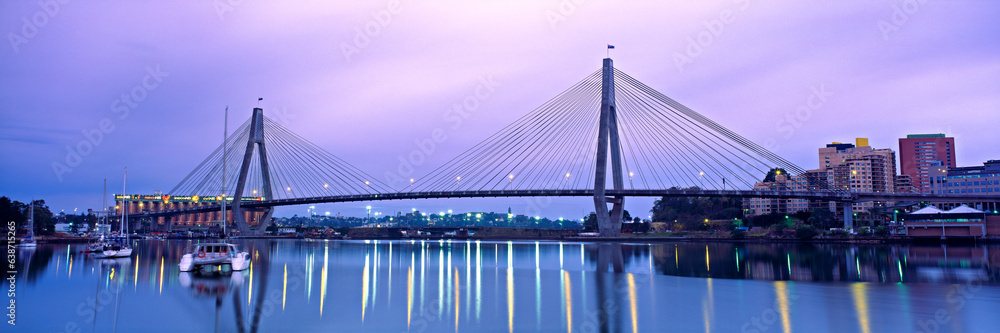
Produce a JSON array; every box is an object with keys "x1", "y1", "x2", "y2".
[
  {"x1": 744, "y1": 138, "x2": 899, "y2": 219},
  {"x1": 818, "y1": 139, "x2": 897, "y2": 193},
  {"x1": 818, "y1": 138, "x2": 897, "y2": 214},
  {"x1": 894, "y1": 174, "x2": 915, "y2": 194},
  {"x1": 743, "y1": 169, "x2": 828, "y2": 217},
  {"x1": 928, "y1": 160, "x2": 1000, "y2": 212},
  {"x1": 899, "y1": 134, "x2": 956, "y2": 193}
]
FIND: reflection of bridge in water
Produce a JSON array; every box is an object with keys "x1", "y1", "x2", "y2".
[
  {"x1": 129, "y1": 58, "x2": 998, "y2": 237},
  {"x1": 16, "y1": 240, "x2": 1000, "y2": 331}
]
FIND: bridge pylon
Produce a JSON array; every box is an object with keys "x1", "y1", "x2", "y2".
[
  {"x1": 231, "y1": 107, "x2": 274, "y2": 236},
  {"x1": 594, "y1": 58, "x2": 626, "y2": 237}
]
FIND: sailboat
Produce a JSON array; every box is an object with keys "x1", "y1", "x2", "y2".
[
  {"x1": 99, "y1": 168, "x2": 132, "y2": 258},
  {"x1": 84, "y1": 180, "x2": 111, "y2": 253},
  {"x1": 17, "y1": 200, "x2": 37, "y2": 248}
]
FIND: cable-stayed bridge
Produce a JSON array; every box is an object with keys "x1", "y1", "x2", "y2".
[{"x1": 143, "y1": 58, "x2": 998, "y2": 236}]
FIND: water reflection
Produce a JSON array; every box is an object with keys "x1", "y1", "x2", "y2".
[
  {"x1": 652, "y1": 243, "x2": 998, "y2": 283},
  {"x1": 12, "y1": 240, "x2": 1000, "y2": 332},
  {"x1": 177, "y1": 270, "x2": 244, "y2": 332}
]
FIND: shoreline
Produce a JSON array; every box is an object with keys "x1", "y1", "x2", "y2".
[{"x1": 25, "y1": 233, "x2": 999, "y2": 245}]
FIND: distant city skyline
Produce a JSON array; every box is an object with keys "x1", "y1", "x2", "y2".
[{"x1": 2, "y1": 1, "x2": 998, "y2": 218}]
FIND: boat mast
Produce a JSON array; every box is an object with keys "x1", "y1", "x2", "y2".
[
  {"x1": 102, "y1": 178, "x2": 107, "y2": 232},
  {"x1": 222, "y1": 106, "x2": 228, "y2": 238},
  {"x1": 122, "y1": 167, "x2": 128, "y2": 241},
  {"x1": 28, "y1": 197, "x2": 34, "y2": 238}
]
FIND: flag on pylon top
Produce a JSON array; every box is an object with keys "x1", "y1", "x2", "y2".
[{"x1": 607, "y1": 45, "x2": 615, "y2": 49}]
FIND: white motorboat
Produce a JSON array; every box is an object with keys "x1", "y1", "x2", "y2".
[{"x1": 179, "y1": 243, "x2": 250, "y2": 272}]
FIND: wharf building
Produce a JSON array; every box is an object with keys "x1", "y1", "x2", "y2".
[{"x1": 114, "y1": 193, "x2": 269, "y2": 231}]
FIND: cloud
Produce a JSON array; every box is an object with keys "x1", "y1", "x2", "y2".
[{"x1": 1, "y1": 0, "x2": 997, "y2": 217}]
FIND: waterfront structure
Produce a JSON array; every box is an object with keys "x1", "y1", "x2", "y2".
[
  {"x1": 115, "y1": 194, "x2": 268, "y2": 230},
  {"x1": 899, "y1": 134, "x2": 956, "y2": 193},
  {"x1": 902, "y1": 204, "x2": 999, "y2": 238},
  {"x1": 928, "y1": 160, "x2": 1000, "y2": 212}
]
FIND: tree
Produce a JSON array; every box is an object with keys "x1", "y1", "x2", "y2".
[
  {"x1": 806, "y1": 208, "x2": 836, "y2": 230},
  {"x1": 747, "y1": 213, "x2": 785, "y2": 228},
  {"x1": 762, "y1": 168, "x2": 789, "y2": 183},
  {"x1": 25, "y1": 200, "x2": 55, "y2": 235},
  {"x1": 650, "y1": 187, "x2": 743, "y2": 225},
  {"x1": 795, "y1": 225, "x2": 819, "y2": 239},
  {"x1": 0, "y1": 197, "x2": 28, "y2": 232},
  {"x1": 583, "y1": 212, "x2": 597, "y2": 231}
]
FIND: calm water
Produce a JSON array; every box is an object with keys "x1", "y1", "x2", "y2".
[{"x1": 11, "y1": 239, "x2": 1000, "y2": 332}]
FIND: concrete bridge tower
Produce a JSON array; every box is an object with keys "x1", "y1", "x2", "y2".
[
  {"x1": 231, "y1": 107, "x2": 275, "y2": 235},
  {"x1": 593, "y1": 58, "x2": 626, "y2": 237}
]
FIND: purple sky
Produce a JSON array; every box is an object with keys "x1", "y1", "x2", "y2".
[{"x1": 2, "y1": 1, "x2": 998, "y2": 219}]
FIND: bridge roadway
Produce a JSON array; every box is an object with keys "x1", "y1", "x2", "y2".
[{"x1": 131, "y1": 189, "x2": 1000, "y2": 218}]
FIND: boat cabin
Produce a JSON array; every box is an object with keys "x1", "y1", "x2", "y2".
[{"x1": 193, "y1": 243, "x2": 239, "y2": 258}]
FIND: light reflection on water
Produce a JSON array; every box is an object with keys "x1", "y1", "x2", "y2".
[{"x1": 11, "y1": 240, "x2": 1000, "y2": 332}]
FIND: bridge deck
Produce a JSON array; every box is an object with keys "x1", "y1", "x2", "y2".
[{"x1": 132, "y1": 189, "x2": 999, "y2": 218}]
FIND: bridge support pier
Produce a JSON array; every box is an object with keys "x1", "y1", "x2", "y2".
[
  {"x1": 594, "y1": 58, "x2": 625, "y2": 237},
  {"x1": 842, "y1": 201, "x2": 853, "y2": 230},
  {"x1": 232, "y1": 107, "x2": 275, "y2": 236}
]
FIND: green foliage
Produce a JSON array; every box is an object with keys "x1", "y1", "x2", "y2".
[
  {"x1": 874, "y1": 225, "x2": 889, "y2": 237},
  {"x1": 806, "y1": 208, "x2": 837, "y2": 230},
  {"x1": 0, "y1": 197, "x2": 27, "y2": 227},
  {"x1": 795, "y1": 225, "x2": 820, "y2": 239},
  {"x1": 857, "y1": 226, "x2": 872, "y2": 237},
  {"x1": 583, "y1": 212, "x2": 597, "y2": 231},
  {"x1": 748, "y1": 213, "x2": 784, "y2": 228},
  {"x1": 762, "y1": 168, "x2": 789, "y2": 183},
  {"x1": 651, "y1": 187, "x2": 742, "y2": 231},
  {"x1": 827, "y1": 229, "x2": 850, "y2": 238},
  {"x1": 730, "y1": 228, "x2": 746, "y2": 239},
  {"x1": 767, "y1": 225, "x2": 784, "y2": 237},
  {"x1": 0, "y1": 197, "x2": 55, "y2": 236}
]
